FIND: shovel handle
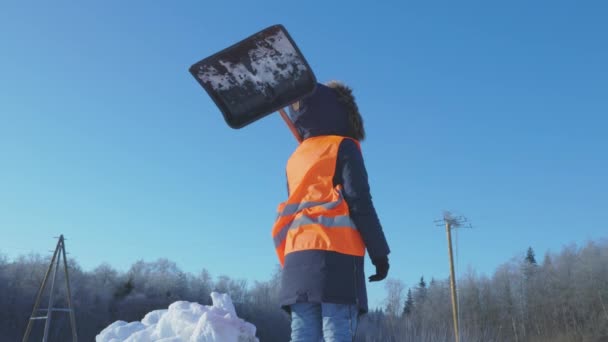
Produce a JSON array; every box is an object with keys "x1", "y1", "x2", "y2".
[{"x1": 279, "y1": 108, "x2": 302, "y2": 143}]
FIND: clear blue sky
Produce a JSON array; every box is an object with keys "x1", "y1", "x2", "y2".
[{"x1": 1, "y1": 1, "x2": 607, "y2": 309}]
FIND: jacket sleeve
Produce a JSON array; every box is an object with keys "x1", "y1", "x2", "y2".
[{"x1": 335, "y1": 139, "x2": 390, "y2": 261}]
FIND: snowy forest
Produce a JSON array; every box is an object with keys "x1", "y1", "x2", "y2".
[{"x1": 1, "y1": 240, "x2": 607, "y2": 342}]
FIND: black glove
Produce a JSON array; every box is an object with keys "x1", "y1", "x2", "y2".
[{"x1": 368, "y1": 256, "x2": 389, "y2": 282}]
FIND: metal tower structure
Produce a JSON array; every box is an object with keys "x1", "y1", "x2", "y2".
[{"x1": 22, "y1": 235, "x2": 78, "y2": 342}]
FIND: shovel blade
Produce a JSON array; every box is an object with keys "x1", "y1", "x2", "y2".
[{"x1": 190, "y1": 25, "x2": 317, "y2": 129}]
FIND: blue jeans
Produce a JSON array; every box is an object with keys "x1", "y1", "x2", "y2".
[{"x1": 290, "y1": 302, "x2": 358, "y2": 342}]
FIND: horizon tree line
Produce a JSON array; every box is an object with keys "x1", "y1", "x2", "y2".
[{"x1": 1, "y1": 240, "x2": 607, "y2": 341}]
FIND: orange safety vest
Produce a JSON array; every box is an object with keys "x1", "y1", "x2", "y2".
[{"x1": 272, "y1": 135, "x2": 366, "y2": 266}]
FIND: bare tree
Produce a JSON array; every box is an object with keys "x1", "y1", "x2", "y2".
[{"x1": 3, "y1": 240, "x2": 608, "y2": 341}]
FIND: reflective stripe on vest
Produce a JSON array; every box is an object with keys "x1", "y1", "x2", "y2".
[
  {"x1": 277, "y1": 198, "x2": 343, "y2": 218},
  {"x1": 271, "y1": 135, "x2": 366, "y2": 266},
  {"x1": 273, "y1": 192, "x2": 357, "y2": 248}
]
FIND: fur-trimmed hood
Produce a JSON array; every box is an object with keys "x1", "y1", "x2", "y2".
[{"x1": 288, "y1": 82, "x2": 359, "y2": 140}]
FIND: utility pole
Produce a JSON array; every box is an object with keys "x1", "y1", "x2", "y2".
[
  {"x1": 23, "y1": 235, "x2": 78, "y2": 342},
  {"x1": 435, "y1": 212, "x2": 471, "y2": 342}
]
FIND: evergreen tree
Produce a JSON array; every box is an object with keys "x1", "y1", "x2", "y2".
[
  {"x1": 403, "y1": 289, "x2": 414, "y2": 316},
  {"x1": 419, "y1": 276, "x2": 427, "y2": 288},
  {"x1": 525, "y1": 247, "x2": 537, "y2": 266},
  {"x1": 114, "y1": 277, "x2": 134, "y2": 299},
  {"x1": 415, "y1": 276, "x2": 427, "y2": 303}
]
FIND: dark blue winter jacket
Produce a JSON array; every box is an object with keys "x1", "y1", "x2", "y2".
[{"x1": 279, "y1": 83, "x2": 391, "y2": 314}]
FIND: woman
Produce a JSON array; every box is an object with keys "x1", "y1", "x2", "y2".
[{"x1": 271, "y1": 81, "x2": 391, "y2": 341}]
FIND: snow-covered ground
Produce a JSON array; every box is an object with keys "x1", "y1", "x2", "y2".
[{"x1": 96, "y1": 292, "x2": 259, "y2": 342}]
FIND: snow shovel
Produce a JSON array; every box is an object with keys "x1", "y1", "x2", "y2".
[{"x1": 189, "y1": 24, "x2": 317, "y2": 142}]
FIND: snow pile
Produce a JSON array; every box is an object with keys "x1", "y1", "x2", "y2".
[
  {"x1": 96, "y1": 292, "x2": 259, "y2": 342},
  {"x1": 199, "y1": 30, "x2": 308, "y2": 92}
]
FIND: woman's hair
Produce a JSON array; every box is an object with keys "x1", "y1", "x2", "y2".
[{"x1": 326, "y1": 80, "x2": 366, "y2": 141}]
